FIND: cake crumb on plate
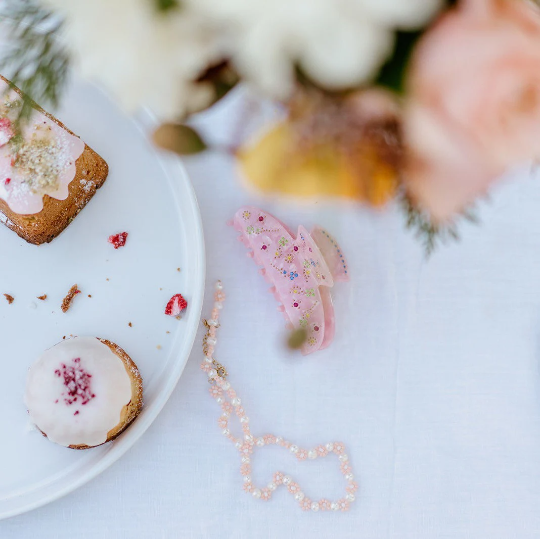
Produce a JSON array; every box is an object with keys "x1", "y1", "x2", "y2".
[{"x1": 61, "y1": 284, "x2": 81, "y2": 313}]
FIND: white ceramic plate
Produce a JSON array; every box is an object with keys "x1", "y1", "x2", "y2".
[{"x1": 0, "y1": 79, "x2": 205, "y2": 520}]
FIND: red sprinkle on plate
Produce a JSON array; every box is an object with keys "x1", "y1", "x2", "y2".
[
  {"x1": 165, "y1": 294, "x2": 188, "y2": 318},
  {"x1": 108, "y1": 232, "x2": 128, "y2": 249}
]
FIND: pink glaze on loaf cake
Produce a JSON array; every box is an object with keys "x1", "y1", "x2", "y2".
[{"x1": 0, "y1": 80, "x2": 85, "y2": 214}]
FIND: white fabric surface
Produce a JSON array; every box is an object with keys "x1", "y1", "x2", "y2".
[{"x1": 4, "y1": 90, "x2": 540, "y2": 538}]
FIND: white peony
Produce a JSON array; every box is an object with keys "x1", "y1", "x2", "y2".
[
  {"x1": 41, "y1": 0, "x2": 443, "y2": 117},
  {"x1": 41, "y1": 0, "x2": 222, "y2": 118},
  {"x1": 185, "y1": 0, "x2": 444, "y2": 98}
]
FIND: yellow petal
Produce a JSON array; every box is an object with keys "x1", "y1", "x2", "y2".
[{"x1": 238, "y1": 122, "x2": 398, "y2": 205}]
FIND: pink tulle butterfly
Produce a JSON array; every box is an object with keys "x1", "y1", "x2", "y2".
[{"x1": 232, "y1": 206, "x2": 349, "y2": 355}]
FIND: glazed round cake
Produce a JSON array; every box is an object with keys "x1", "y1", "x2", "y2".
[{"x1": 24, "y1": 336, "x2": 143, "y2": 449}]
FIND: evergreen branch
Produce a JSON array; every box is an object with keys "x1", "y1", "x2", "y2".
[
  {"x1": 400, "y1": 193, "x2": 479, "y2": 256},
  {"x1": 0, "y1": 0, "x2": 69, "y2": 126}
]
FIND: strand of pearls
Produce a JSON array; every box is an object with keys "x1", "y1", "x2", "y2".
[{"x1": 201, "y1": 280, "x2": 358, "y2": 512}]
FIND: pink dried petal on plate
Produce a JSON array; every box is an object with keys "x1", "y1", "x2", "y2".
[{"x1": 108, "y1": 232, "x2": 128, "y2": 249}]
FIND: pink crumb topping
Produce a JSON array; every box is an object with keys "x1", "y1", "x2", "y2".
[
  {"x1": 0, "y1": 118, "x2": 14, "y2": 148},
  {"x1": 54, "y1": 357, "x2": 95, "y2": 407}
]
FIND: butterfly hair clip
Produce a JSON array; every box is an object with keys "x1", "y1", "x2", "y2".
[{"x1": 231, "y1": 206, "x2": 349, "y2": 355}]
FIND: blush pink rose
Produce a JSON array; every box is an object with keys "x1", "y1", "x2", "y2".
[{"x1": 404, "y1": 0, "x2": 540, "y2": 221}]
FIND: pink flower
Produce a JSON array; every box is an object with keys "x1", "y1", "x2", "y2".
[
  {"x1": 316, "y1": 445, "x2": 328, "y2": 457},
  {"x1": 405, "y1": 0, "x2": 540, "y2": 220},
  {"x1": 333, "y1": 442, "x2": 345, "y2": 455},
  {"x1": 243, "y1": 482, "x2": 254, "y2": 493},
  {"x1": 239, "y1": 443, "x2": 253, "y2": 456},
  {"x1": 337, "y1": 498, "x2": 350, "y2": 512},
  {"x1": 209, "y1": 386, "x2": 222, "y2": 399},
  {"x1": 260, "y1": 488, "x2": 272, "y2": 501},
  {"x1": 296, "y1": 449, "x2": 308, "y2": 461},
  {"x1": 221, "y1": 402, "x2": 233, "y2": 414},
  {"x1": 319, "y1": 499, "x2": 331, "y2": 511},
  {"x1": 273, "y1": 472, "x2": 285, "y2": 485},
  {"x1": 240, "y1": 463, "x2": 251, "y2": 476},
  {"x1": 340, "y1": 462, "x2": 352, "y2": 474},
  {"x1": 300, "y1": 497, "x2": 312, "y2": 511},
  {"x1": 263, "y1": 434, "x2": 276, "y2": 445},
  {"x1": 287, "y1": 482, "x2": 300, "y2": 495},
  {"x1": 346, "y1": 481, "x2": 359, "y2": 494},
  {"x1": 217, "y1": 416, "x2": 228, "y2": 429}
]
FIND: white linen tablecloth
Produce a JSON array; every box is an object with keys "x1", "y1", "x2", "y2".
[{"x1": 3, "y1": 91, "x2": 540, "y2": 538}]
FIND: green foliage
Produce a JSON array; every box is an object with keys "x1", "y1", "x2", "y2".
[
  {"x1": 0, "y1": 0, "x2": 69, "y2": 126},
  {"x1": 401, "y1": 194, "x2": 479, "y2": 256},
  {"x1": 155, "y1": 0, "x2": 182, "y2": 13},
  {"x1": 152, "y1": 123, "x2": 207, "y2": 155},
  {"x1": 287, "y1": 328, "x2": 308, "y2": 350},
  {"x1": 375, "y1": 30, "x2": 422, "y2": 95}
]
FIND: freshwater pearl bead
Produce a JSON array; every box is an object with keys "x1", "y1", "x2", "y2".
[
  {"x1": 339, "y1": 454, "x2": 348, "y2": 462},
  {"x1": 231, "y1": 398, "x2": 241, "y2": 406},
  {"x1": 235, "y1": 441, "x2": 242, "y2": 449},
  {"x1": 204, "y1": 356, "x2": 213, "y2": 363},
  {"x1": 308, "y1": 450, "x2": 317, "y2": 460},
  {"x1": 244, "y1": 434, "x2": 254, "y2": 443},
  {"x1": 222, "y1": 381, "x2": 230, "y2": 390},
  {"x1": 214, "y1": 302, "x2": 223, "y2": 309},
  {"x1": 346, "y1": 494, "x2": 355, "y2": 502},
  {"x1": 216, "y1": 397, "x2": 224, "y2": 404},
  {"x1": 275, "y1": 436, "x2": 283, "y2": 444},
  {"x1": 240, "y1": 416, "x2": 249, "y2": 424},
  {"x1": 289, "y1": 445, "x2": 298, "y2": 454},
  {"x1": 283, "y1": 476, "x2": 292, "y2": 485},
  {"x1": 256, "y1": 438, "x2": 264, "y2": 447},
  {"x1": 345, "y1": 474, "x2": 354, "y2": 481},
  {"x1": 215, "y1": 281, "x2": 223, "y2": 290},
  {"x1": 311, "y1": 502, "x2": 319, "y2": 512},
  {"x1": 252, "y1": 489, "x2": 261, "y2": 499},
  {"x1": 294, "y1": 492, "x2": 305, "y2": 501},
  {"x1": 208, "y1": 369, "x2": 217, "y2": 379},
  {"x1": 207, "y1": 337, "x2": 217, "y2": 346},
  {"x1": 241, "y1": 456, "x2": 250, "y2": 464},
  {"x1": 222, "y1": 429, "x2": 230, "y2": 436},
  {"x1": 243, "y1": 476, "x2": 252, "y2": 483},
  {"x1": 325, "y1": 443, "x2": 334, "y2": 451},
  {"x1": 331, "y1": 503, "x2": 338, "y2": 511},
  {"x1": 267, "y1": 483, "x2": 277, "y2": 491}
]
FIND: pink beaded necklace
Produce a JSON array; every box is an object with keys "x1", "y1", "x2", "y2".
[{"x1": 201, "y1": 280, "x2": 358, "y2": 512}]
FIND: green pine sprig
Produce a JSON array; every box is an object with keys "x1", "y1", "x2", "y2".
[
  {"x1": 400, "y1": 194, "x2": 479, "y2": 256},
  {"x1": 0, "y1": 0, "x2": 69, "y2": 126}
]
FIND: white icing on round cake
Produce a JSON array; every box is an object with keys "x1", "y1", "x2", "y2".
[{"x1": 24, "y1": 337, "x2": 133, "y2": 448}]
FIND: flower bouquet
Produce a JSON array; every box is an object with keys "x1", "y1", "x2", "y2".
[{"x1": 2, "y1": 0, "x2": 539, "y2": 252}]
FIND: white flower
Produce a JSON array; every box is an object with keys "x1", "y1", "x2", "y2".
[
  {"x1": 185, "y1": 0, "x2": 444, "y2": 98},
  {"x1": 42, "y1": 0, "x2": 222, "y2": 118},
  {"x1": 41, "y1": 0, "x2": 444, "y2": 117}
]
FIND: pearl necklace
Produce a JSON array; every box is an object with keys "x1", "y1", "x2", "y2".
[{"x1": 201, "y1": 280, "x2": 358, "y2": 512}]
